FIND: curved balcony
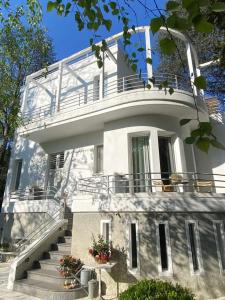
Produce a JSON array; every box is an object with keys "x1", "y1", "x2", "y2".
[{"x1": 20, "y1": 73, "x2": 208, "y2": 143}]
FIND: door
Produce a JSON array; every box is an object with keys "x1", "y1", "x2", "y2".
[
  {"x1": 158, "y1": 137, "x2": 174, "y2": 183},
  {"x1": 132, "y1": 136, "x2": 150, "y2": 192}
]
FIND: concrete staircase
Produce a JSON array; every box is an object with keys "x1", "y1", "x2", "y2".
[{"x1": 13, "y1": 213, "x2": 87, "y2": 300}]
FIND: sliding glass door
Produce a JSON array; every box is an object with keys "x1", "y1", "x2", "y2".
[
  {"x1": 132, "y1": 136, "x2": 150, "y2": 192},
  {"x1": 158, "y1": 137, "x2": 174, "y2": 183}
]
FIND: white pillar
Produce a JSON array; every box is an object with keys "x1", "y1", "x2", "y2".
[
  {"x1": 56, "y1": 62, "x2": 63, "y2": 112},
  {"x1": 149, "y1": 130, "x2": 161, "y2": 192},
  {"x1": 99, "y1": 52, "x2": 105, "y2": 100},
  {"x1": 145, "y1": 28, "x2": 153, "y2": 80},
  {"x1": 186, "y1": 42, "x2": 197, "y2": 96}
]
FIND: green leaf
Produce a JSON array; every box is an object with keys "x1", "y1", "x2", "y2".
[
  {"x1": 146, "y1": 57, "x2": 152, "y2": 64},
  {"x1": 166, "y1": 1, "x2": 180, "y2": 11},
  {"x1": 210, "y1": 139, "x2": 225, "y2": 151},
  {"x1": 199, "y1": 122, "x2": 212, "y2": 135},
  {"x1": 169, "y1": 87, "x2": 174, "y2": 94},
  {"x1": 194, "y1": 76, "x2": 206, "y2": 89},
  {"x1": 211, "y1": 2, "x2": 225, "y2": 12},
  {"x1": 196, "y1": 137, "x2": 210, "y2": 153},
  {"x1": 103, "y1": 19, "x2": 112, "y2": 31},
  {"x1": 180, "y1": 119, "x2": 192, "y2": 126},
  {"x1": 150, "y1": 17, "x2": 164, "y2": 34},
  {"x1": 191, "y1": 128, "x2": 201, "y2": 137},
  {"x1": 47, "y1": 1, "x2": 57, "y2": 11},
  {"x1": 193, "y1": 17, "x2": 214, "y2": 33},
  {"x1": 185, "y1": 136, "x2": 196, "y2": 144},
  {"x1": 159, "y1": 38, "x2": 176, "y2": 55}
]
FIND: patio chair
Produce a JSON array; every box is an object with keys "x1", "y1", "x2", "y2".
[
  {"x1": 194, "y1": 179, "x2": 213, "y2": 192},
  {"x1": 152, "y1": 180, "x2": 174, "y2": 192}
]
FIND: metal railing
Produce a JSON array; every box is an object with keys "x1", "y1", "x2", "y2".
[
  {"x1": 10, "y1": 186, "x2": 59, "y2": 202},
  {"x1": 22, "y1": 73, "x2": 192, "y2": 124},
  {"x1": 78, "y1": 172, "x2": 225, "y2": 195}
]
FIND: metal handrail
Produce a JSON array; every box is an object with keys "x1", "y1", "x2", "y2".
[
  {"x1": 10, "y1": 186, "x2": 59, "y2": 202},
  {"x1": 22, "y1": 72, "x2": 192, "y2": 124},
  {"x1": 78, "y1": 172, "x2": 225, "y2": 195}
]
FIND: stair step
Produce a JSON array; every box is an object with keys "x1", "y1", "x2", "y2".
[
  {"x1": 39, "y1": 259, "x2": 60, "y2": 271},
  {"x1": 58, "y1": 236, "x2": 72, "y2": 244},
  {"x1": 27, "y1": 269, "x2": 68, "y2": 285},
  {"x1": 49, "y1": 250, "x2": 71, "y2": 260},
  {"x1": 57, "y1": 243, "x2": 71, "y2": 252},
  {"x1": 14, "y1": 279, "x2": 87, "y2": 300}
]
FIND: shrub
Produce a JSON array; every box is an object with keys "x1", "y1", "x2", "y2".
[{"x1": 118, "y1": 279, "x2": 195, "y2": 300}]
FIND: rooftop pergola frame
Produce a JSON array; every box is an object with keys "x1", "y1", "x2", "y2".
[{"x1": 21, "y1": 26, "x2": 202, "y2": 113}]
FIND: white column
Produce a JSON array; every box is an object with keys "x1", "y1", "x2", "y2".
[
  {"x1": 145, "y1": 28, "x2": 153, "y2": 80},
  {"x1": 55, "y1": 62, "x2": 63, "y2": 112},
  {"x1": 149, "y1": 130, "x2": 161, "y2": 192},
  {"x1": 173, "y1": 137, "x2": 187, "y2": 173},
  {"x1": 99, "y1": 52, "x2": 105, "y2": 100},
  {"x1": 186, "y1": 42, "x2": 197, "y2": 96}
]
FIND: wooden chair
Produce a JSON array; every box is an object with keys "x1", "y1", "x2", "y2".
[
  {"x1": 194, "y1": 180, "x2": 213, "y2": 192},
  {"x1": 152, "y1": 180, "x2": 174, "y2": 192}
]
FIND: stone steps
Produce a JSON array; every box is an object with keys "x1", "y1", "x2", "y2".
[
  {"x1": 14, "y1": 279, "x2": 87, "y2": 300},
  {"x1": 12, "y1": 213, "x2": 83, "y2": 300}
]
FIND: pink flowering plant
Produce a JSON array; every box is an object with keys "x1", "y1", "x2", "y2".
[
  {"x1": 58, "y1": 255, "x2": 82, "y2": 278},
  {"x1": 89, "y1": 235, "x2": 112, "y2": 263}
]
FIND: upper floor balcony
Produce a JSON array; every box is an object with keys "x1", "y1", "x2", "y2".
[{"x1": 18, "y1": 27, "x2": 209, "y2": 143}]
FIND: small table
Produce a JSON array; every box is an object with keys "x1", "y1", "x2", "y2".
[{"x1": 83, "y1": 262, "x2": 117, "y2": 299}]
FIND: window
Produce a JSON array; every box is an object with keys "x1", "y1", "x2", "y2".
[
  {"x1": 93, "y1": 75, "x2": 100, "y2": 101},
  {"x1": 158, "y1": 137, "x2": 175, "y2": 180},
  {"x1": 213, "y1": 221, "x2": 225, "y2": 273},
  {"x1": 100, "y1": 220, "x2": 111, "y2": 242},
  {"x1": 185, "y1": 221, "x2": 203, "y2": 274},
  {"x1": 47, "y1": 152, "x2": 64, "y2": 187},
  {"x1": 128, "y1": 221, "x2": 139, "y2": 271},
  {"x1": 156, "y1": 221, "x2": 173, "y2": 275},
  {"x1": 13, "y1": 159, "x2": 23, "y2": 190},
  {"x1": 95, "y1": 145, "x2": 103, "y2": 173}
]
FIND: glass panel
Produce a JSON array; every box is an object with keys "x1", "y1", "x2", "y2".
[
  {"x1": 159, "y1": 224, "x2": 168, "y2": 270},
  {"x1": 93, "y1": 75, "x2": 100, "y2": 101},
  {"x1": 131, "y1": 223, "x2": 138, "y2": 268},
  {"x1": 132, "y1": 136, "x2": 150, "y2": 193},
  {"x1": 96, "y1": 145, "x2": 103, "y2": 173},
  {"x1": 103, "y1": 222, "x2": 110, "y2": 242},
  {"x1": 188, "y1": 223, "x2": 199, "y2": 271},
  {"x1": 15, "y1": 160, "x2": 22, "y2": 190}
]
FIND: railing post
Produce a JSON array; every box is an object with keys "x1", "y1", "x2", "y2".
[
  {"x1": 122, "y1": 77, "x2": 125, "y2": 92},
  {"x1": 55, "y1": 62, "x2": 63, "y2": 112}
]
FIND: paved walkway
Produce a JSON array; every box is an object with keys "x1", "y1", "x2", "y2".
[{"x1": 0, "y1": 283, "x2": 40, "y2": 300}]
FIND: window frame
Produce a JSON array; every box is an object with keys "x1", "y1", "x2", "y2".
[
  {"x1": 185, "y1": 220, "x2": 203, "y2": 275},
  {"x1": 126, "y1": 220, "x2": 140, "y2": 274},
  {"x1": 12, "y1": 159, "x2": 23, "y2": 191},
  {"x1": 213, "y1": 220, "x2": 225, "y2": 275},
  {"x1": 94, "y1": 144, "x2": 103, "y2": 174},
  {"x1": 155, "y1": 220, "x2": 173, "y2": 276},
  {"x1": 100, "y1": 219, "x2": 112, "y2": 243}
]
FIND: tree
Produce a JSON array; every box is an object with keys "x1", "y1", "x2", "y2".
[{"x1": 0, "y1": 3, "x2": 55, "y2": 199}]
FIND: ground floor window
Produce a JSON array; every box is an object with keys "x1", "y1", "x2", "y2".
[
  {"x1": 156, "y1": 221, "x2": 173, "y2": 275},
  {"x1": 185, "y1": 221, "x2": 203, "y2": 274},
  {"x1": 100, "y1": 220, "x2": 111, "y2": 243},
  {"x1": 128, "y1": 221, "x2": 139, "y2": 271},
  {"x1": 213, "y1": 221, "x2": 225, "y2": 274}
]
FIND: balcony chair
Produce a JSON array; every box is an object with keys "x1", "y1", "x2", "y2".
[{"x1": 194, "y1": 179, "x2": 213, "y2": 193}]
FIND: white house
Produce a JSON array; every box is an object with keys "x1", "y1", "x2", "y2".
[{"x1": 1, "y1": 26, "x2": 225, "y2": 300}]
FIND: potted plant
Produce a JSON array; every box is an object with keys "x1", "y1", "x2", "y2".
[
  {"x1": 89, "y1": 235, "x2": 112, "y2": 264},
  {"x1": 58, "y1": 255, "x2": 83, "y2": 289}
]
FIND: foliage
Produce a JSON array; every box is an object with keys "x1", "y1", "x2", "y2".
[
  {"x1": 58, "y1": 255, "x2": 83, "y2": 278},
  {"x1": 89, "y1": 234, "x2": 112, "y2": 263},
  {"x1": 118, "y1": 279, "x2": 195, "y2": 300}
]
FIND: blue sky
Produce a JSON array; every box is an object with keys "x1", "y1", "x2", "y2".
[{"x1": 38, "y1": 0, "x2": 166, "y2": 60}]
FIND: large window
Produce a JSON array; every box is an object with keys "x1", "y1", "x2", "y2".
[
  {"x1": 156, "y1": 221, "x2": 173, "y2": 275},
  {"x1": 95, "y1": 145, "x2": 103, "y2": 173},
  {"x1": 185, "y1": 221, "x2": 203, "y2": 274},
  {"x1": 132, "y1": 136, "x2": 150, "y2": 192},
  {"x1": 213, "y1": 221, "x2": 225, "y2": 274},
  {"x1": 128, "y1": 221, "x2": 139, "y2": 271},
  {"x1": 47, "y1": 152, "x2": 64, "y2": 187}
]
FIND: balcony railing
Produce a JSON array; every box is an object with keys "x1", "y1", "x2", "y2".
[
  {"x1": 22, "y1": 73, "x2": 192, "y2": 124},
  {"x1": 78, "y1": 172, "x2": 225, "y2": 195}
]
